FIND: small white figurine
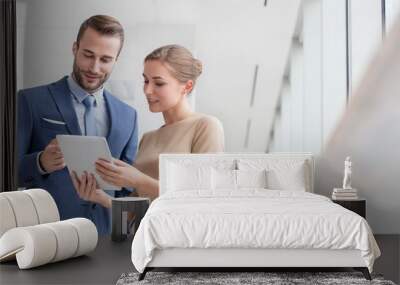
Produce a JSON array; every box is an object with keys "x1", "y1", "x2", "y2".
[{"x1": 342, "y1": 156, "x2": 352, "y2": 189}]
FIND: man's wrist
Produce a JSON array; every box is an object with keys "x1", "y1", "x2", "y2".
[
  {"x1": 37, "y1": 152, "x2": 49, "y2": 174},
  {"x1": 99, "y1": 194, "x2": 112, "y2": 209}
]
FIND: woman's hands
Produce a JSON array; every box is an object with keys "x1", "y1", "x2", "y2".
[
  {"x1": 95, "y1": 159, "x2": 144, "y2": 189},
  {"x1": 96, "y1": 158, "x2": 159, "y2": 200},
  {"x1": 70, "y1": 171, "x2": 112, "y2": 208}
]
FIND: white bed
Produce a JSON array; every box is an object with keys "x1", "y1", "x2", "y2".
[{"x1": 131, "y1": 153, "x2": 380, "y2": 280}]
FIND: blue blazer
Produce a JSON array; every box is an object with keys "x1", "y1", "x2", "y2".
[{"x1": 17, "y1": 76, "x2": 138, "y2": 235}]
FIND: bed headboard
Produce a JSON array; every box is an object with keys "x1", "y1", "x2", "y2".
[{"x1": 159, "y1": 153, "x2": 315, "y2": 195}]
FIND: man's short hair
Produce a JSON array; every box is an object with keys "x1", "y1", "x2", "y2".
[{"x1": 76, "y1": 15, "x2": 124, "y2": 56}]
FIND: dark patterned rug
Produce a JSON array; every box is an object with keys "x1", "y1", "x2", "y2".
[{"x1": 116, "y1": 271, "x2": 396, "y2": 285}]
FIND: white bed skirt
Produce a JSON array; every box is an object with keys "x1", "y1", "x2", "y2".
[{"x1": 148, "y1": 248, "x2": 366, "y2": 268}]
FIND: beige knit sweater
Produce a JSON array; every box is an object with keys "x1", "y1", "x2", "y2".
[{"x1": 134, "y1": 113, "x2": 224, "y2": 179}]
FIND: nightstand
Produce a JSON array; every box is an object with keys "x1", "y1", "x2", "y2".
[
  {"x1": 332, "y1": 198, "x2": 366, "y2": 218},
  {"x1": 111, "y1": 197, "x2": 150, "y2": 242}
]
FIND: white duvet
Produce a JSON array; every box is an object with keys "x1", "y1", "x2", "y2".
[{"x1": 131, "y1": 190, "x2": 380, "y2": 273}]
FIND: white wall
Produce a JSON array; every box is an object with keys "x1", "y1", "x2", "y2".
[
  {"x1": 271, "y1": 0, "x2": 394, "y2": 154},
  {"x1": 386, "y1": 0, "x2": 400, "y2": 32},
  {"x1": 321, "y1": 0, "x2": 347, "y2": 146},
  {"x1": 244, "y1": 1, "x2": 301, "y2": 152},
  {"x1": 271, "y1": 0, "x2": 323, "y2": 153},
  {"x1": 280, "y1": 83, "x2": 292, "y2": 151},
  {"x1": 348, "y1": 0, "x2": 383, "y2": 94},
  {"x1": 272, "y1": 0, "x2": 390, "y2": 153},
  {"x1": 289, "y1": 42, "x2": 304, "y2": 152},
  {"x1": 302, "y1": 0, "x2": 323, "y2": 154}
]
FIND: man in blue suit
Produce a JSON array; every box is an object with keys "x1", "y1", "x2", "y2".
[{"x1": 17, "y1": 15, "x2": 138, "y2": 235}]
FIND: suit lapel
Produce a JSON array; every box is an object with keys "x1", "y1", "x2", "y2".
[
  {"x1": 48, "y1": 77, "x2": 82, "y2": 135},
  {"x1": 104, "y1": 90, "x2": 118, "y2": 156}
]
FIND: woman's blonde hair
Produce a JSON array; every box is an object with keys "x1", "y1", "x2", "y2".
[{"x1": 144, "y1": 45, "x2": 202, "y2": 91}]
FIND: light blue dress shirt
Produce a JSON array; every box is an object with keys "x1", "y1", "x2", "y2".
[{"x1": 67, "y1": 75, "x2": 109, "y2": 137}]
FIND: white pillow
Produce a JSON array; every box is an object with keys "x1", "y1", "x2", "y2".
[
  {"x1": 211, "y1": 169, "x2": 268, "y2": 190},
  {"x1": 211, "y1": 169, "x2": 237, "y2": 190},
  {"x1": 266, "y1": 164, "x2": 306, "y2": 191},
  {"x1": 167, "y1": 163, "x2": 212, "y2": 191},
  {"x1": 238, "y1": 159, "x2": 308, "y2": 191},
  {"x1": 236, "y1": 169, "x2": 268, "y2": 188}
]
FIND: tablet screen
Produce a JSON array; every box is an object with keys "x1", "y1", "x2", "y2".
[{"x1": 57, "y1": 135, "x2": 122, "y2": 190}]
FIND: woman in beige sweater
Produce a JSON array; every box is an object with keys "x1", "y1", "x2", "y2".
[{"x1": 72, "y1": 45, "x2": 224, "y2": 205}]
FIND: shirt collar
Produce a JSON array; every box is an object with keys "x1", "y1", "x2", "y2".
[{"x1": 67, "y1": 74, "x2": 104, "y2": 104}]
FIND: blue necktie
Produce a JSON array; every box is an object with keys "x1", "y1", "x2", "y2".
[
  {"x1": 83, "y1": 95, "x2": 115, "y2": 197},
  {"x1": 83, "y1": 95, "x2": 97, "y2": 136}
]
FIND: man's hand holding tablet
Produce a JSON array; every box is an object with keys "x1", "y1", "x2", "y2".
[
  {"x1": 57, "y1": 135, "x2": 121, "y2": 190},
  {"x1": 57, "y1": 135, "x2": 123, "y2": 208}
]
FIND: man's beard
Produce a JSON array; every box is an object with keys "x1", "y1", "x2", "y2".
[{"x1": 72, "y1": 59, "x2": 109, "y2": 92}]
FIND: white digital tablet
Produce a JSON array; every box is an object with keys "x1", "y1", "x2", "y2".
[{"x1": 57, "y1": 135, "x2": 121, "y2": 191}]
